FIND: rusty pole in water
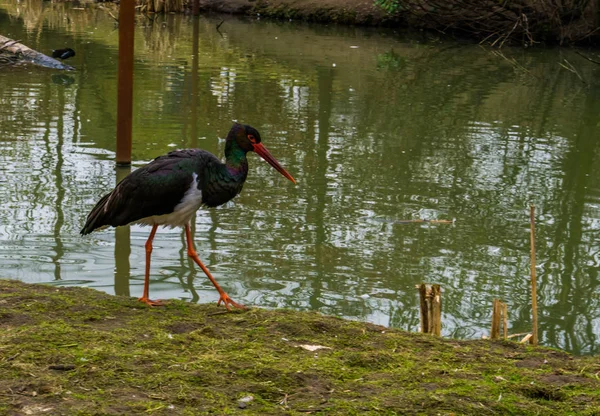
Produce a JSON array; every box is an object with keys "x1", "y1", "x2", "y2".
[
  {"x1": 116, "y1": 0, "x2": 136, "y2": 166},
  {"x1": 189, "y1": 17, "x2": 199, "y2": 149}
]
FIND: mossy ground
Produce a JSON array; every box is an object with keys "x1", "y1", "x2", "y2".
[{"x1": 1, "y1": 280, "x2": 599, "y2": 415}]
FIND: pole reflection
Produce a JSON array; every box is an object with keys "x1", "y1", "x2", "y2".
[
  {"x1": 114, "y1": 165, "x2": 132, "y2": 296},
  {"x1": 50, "y1": 82, "x2": 66, "y2": 281}
]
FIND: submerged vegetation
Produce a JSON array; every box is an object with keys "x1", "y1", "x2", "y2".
[{"x1": 1, "y1": 279, "x2": 600, "y2": 415}]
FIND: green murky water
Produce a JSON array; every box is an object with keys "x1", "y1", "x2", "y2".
[{"x1": 1, "y1": 1, "x2": 600, "y2": 354}]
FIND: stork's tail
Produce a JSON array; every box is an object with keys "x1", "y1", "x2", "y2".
[{"x1": 80, "y1": 193, "x2": 112, "y2": 235}]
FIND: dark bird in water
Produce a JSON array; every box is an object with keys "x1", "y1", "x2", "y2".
[
  {"x1": 52, "y1": 48, "x2": 75, "y2": 60},
  {"x1": 81, "y1": 123, "x2": 296, "y2": 309}
]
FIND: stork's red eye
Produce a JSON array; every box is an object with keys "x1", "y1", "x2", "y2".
[{"x1": 247, "y1": 134, "x2": 257, "y2": 143}]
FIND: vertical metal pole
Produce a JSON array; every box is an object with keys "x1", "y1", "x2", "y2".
[
  {"x1": 192, "y1": 0, "x2": 200, "y2": 16},
  {"x1": 116, "y1": 0, "x2": 135, "y2": 166}
]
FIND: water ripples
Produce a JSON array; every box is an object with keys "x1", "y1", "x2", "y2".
[{"x1": 1, "y1": 6, "x2": 600, "y2": 354}]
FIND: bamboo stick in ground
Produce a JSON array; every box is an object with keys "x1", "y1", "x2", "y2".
[
  {"x1": 431, "y1": 285, "x2": 442, "y2": 336},
  {"x1": 418, "y1": 284, "x2": 429, "y2": 333},
  {"x1": 417, "y1": 284, "x2": 442, "y2": 336},
  {"x1": 491, "y1": 299, "x2": 509, "y2": 340},
  {"x1": 530, "y1": 204, "x2": 538, "y2": 346},
  {"x1": 491, "y1": 299, "x2": 501, "y2": 340},
  {"x1": 502, "y1": 302, "x2": 508, "y2": 340}
]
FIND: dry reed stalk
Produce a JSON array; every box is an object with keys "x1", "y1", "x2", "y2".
[
  {"x1": 417, "y1": 284, "x2": 441, "y2": 336},
  {"x1": 502, "y1": 302, "x2": 508, "y2": 340},
  {"x1": 490, "y1": 299, "x2": 508, "y2": 340},
  {"x1": 431, "y1": 285, "x2": 441, "y2": 336},
  {"x1": 418, "y1": 284, "x2": 428, "y2": 333},
  {"x1": 491, "y1": 299, "x2": 501, "y2": 340}
]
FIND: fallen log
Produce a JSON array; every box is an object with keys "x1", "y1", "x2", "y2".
[{"x1": 0, "y1": 35, "x2": 74, "y2": 71}]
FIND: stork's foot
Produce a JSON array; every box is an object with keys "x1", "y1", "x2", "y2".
[
  {"x1": 217, "y1": 293, "x2": 247, "y2": 311},
  {"x1": 138, "y1": 297, "x2": 165, "y2": 307}
]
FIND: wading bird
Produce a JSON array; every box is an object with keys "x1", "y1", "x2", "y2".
[
  {"x1": 52, "y1": 48, "x2": 75, "y2": 61},
  {"x1": 81, "y1": 123, "x2": 296, "y2": 309}
]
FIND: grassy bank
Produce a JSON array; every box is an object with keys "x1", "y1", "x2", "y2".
[{"x1": 1, "y1": 279, "x2": 599, "y2": 415}]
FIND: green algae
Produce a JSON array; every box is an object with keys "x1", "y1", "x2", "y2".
[{"x1": 0, "y1": 279, "x2": 599, "y2": 415}]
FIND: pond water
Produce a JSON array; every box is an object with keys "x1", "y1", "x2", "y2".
[{"x1": 1, "y1": 1, "x2": 600, "y2": 354}]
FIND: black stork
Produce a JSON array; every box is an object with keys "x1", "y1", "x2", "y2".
[
  {"x1": 81, "y1": 123, "x2": 296, "y2": 309},
  {"x1": 52, "y1": 48, "x2": 76, "y2": 61}
]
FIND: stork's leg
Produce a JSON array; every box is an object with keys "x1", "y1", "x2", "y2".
[
  {"x1": 138, "y1": 224, "x2": 164, "y2": 306},
  {"x1": 184, "y1": 223, "x2": 246, "y2": 310}
]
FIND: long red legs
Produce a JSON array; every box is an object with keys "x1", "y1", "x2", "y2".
[
  {"x1": 184, "y1": 223, "x2": 246, "y2": 310},
  {"x1": 138, "y1": 224, "x2": 164, "y2": 306}
]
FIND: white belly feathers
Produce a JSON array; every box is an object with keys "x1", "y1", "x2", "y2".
[{"x1": 136, "y1": 173, "x2": 203, "y2": 228}]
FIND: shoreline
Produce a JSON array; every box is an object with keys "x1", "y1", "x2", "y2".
[
  {"x1": 1, "y1": 279, "x2": 599, "y2": 414},
  {"x1": 196, "y1": 0, "x2": 393, "y2": 26},
  {"x1": 190, "y1": 0, "x2": 599, "y2": 46}
]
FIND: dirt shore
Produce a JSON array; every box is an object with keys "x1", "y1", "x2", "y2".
[{"x1": 1, "y1": 279, "x2": 600, "y2": 414}]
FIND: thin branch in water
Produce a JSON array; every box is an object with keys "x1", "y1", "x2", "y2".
[
  {"x1": 574, "y1": 50, "x2": 600, "y2": 65},
  {"x1": 495, "y1": 14, "x2": 521, "y2": 48},
  {"x1": 479, "y1": 31, "x2": 500, "y2": 46},
  {"x1": 143, "y1": 8, "x2": 156, "y2": 23},
  {"x1": 490, "y1": 48, "x2": 540, "y2": 80},
  {"x1": 559, "y1": 58, "x2": 586, "y2": 84},
  {"x1": 107, "y1": 10, "x2": 119, "y2": 22},
  {"x1": 216, "y1": 20, "x2": 225, "y2": 38},
  {"x1": 98, "y1": 5, "x2": 119, "y2": 22}
]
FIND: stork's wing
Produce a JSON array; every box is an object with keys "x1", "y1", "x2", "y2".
[{"x1": 81, "y1": 149, "x2": 218, "y2": 234}]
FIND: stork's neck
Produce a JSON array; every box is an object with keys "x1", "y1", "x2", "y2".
[
  {"x1": 224, "y1": 138, "x2": 249, "y2": 180},
  {"x1": 200, "y1": 140, "x2": 249, "y2": 208}
]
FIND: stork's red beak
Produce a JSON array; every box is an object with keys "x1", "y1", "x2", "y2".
[{"x1": 253, "y1": 143, "x2": 296, "y2": 184}]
